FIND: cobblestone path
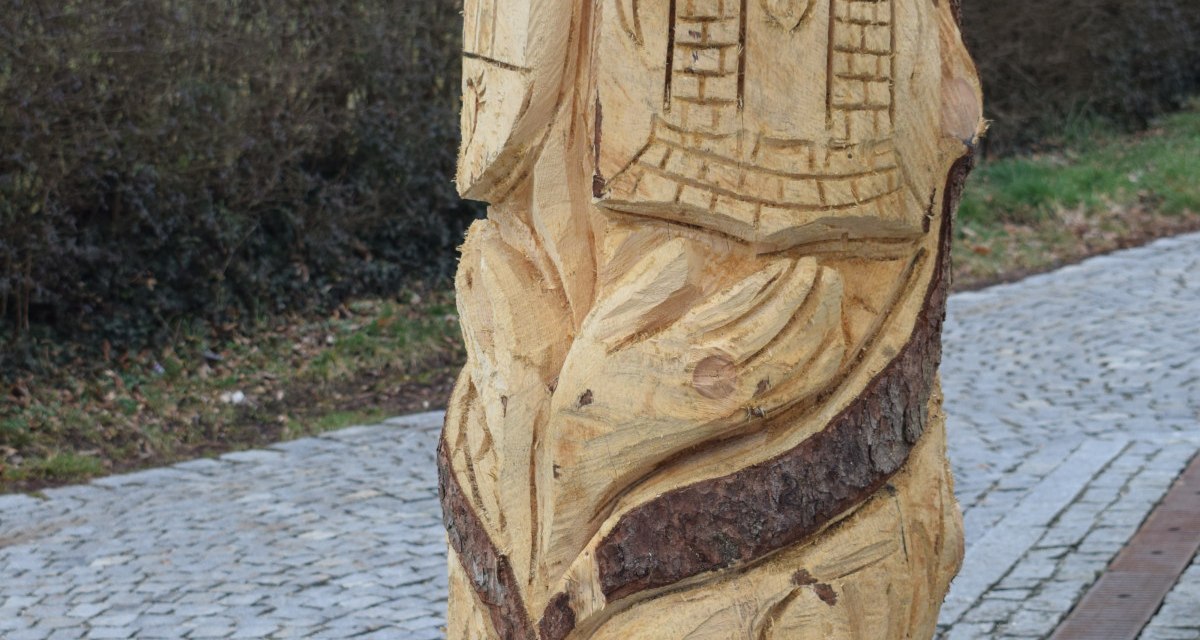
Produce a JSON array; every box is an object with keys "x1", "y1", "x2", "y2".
[
  {"x1": 0, "y1": 417, "x2": 448, "y2": 640},
  {"x1": 2, "y1": 233, "x2": 1198, "y2": 639},
  {"x1": 938, "y1": 233, "x2": 1200, "y2": 639}
]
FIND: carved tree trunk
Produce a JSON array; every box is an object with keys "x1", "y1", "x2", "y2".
[{"x1": 439, "y1": 1, "x2": 983, "y2": 638}]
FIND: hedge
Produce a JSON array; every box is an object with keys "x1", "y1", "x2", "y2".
[
  {"x1": 962, "y1": 0, "x2": 1200, "y2": 152},
  {"x1": 2, "y1": 0, "x2": 1198, "y2": 355},
  {"x1": 1, "y1": 0, "x2": 474, "y2": 350}
]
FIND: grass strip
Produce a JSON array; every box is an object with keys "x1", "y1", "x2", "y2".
[{"x1": 954, "y1": 103, "x2": 1200, "y2": 287}]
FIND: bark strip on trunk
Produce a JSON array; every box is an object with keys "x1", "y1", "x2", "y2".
[
  {"x1": 441, "y1": 153, "x2": 977, "y2": 637},
  {"x1": 595, "y1": 153, "x2": 974, "y2": 603},
  {"x1": 439, "y1": 439, "x2": 536, "y2": 640}
]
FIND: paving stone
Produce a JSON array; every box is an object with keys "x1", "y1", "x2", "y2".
[
  {"x1": 317, "y1": 425, "x2": 391, "y2": 442},
  {"x1": 228, "y1": 623, "x2": 278, "y2": 639},
  {"x1": 187, "y1": 625, "x2": 234, "y2": 639},
  {"x1": 940, "y1": 622, "x2": 996, "y2": 640},
  {"x1": 4, "y1": 629, "x2": 51, "y2": 640},
  {"x1": 88, "y1": 612, "x2": 139, "y2": 627},
  {"x1": 962, "y1": 597, "x2": 1022, "y2": 623},
  {"x1": 85, "y1": 628, "x2": 136, "y2": 640},
  {"x1": 1143, "y1": 558, "x2": 1200, "y2": 638},
  {"x1": 1140, "y1": 629, "x2": 1200, "y2": 640},
  {"x1": 134, "y1": 627, "x2": 183, "y2": 639},
  {"x1": 171, "y1": 459, "x2": 227, "y2": 473},
  {"x1": 1024, "y1": 581, "x2": 1085, "y2": 613},
  {"x1": 219, "y1": 450, "x2": 283, "y2": 464},
  {"x1": 267, "y1": 438, "x2": 344, "y2": 456},
  {"x1": 0, "y1": 493, "x2": 40, "y2": 518},
  {"x1": 91, "y1": 468, "x2": 196, "y2": 489},
  {"x1": 941, "y1": 438, "x2": 1127, "y2": 624},
  {"x1": 1000, "y1": 608, "x2": 1065, "y2": 637},
  {"x1": 66, "y1": 603, "x2": 110, "y2": 619}
]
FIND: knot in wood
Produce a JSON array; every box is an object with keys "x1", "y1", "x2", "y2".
[{"x1": 693, "y1": 355, "x2": 738, "y2": 399}]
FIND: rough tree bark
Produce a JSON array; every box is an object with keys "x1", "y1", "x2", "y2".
[{"x1": 439, "y1": 0, "x2": 984, "y2": 637}]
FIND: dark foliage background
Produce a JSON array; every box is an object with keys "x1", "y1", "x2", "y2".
[
  {"x1": 1, "y1": 0, "x2": 473, "y2": 354},
  {"x1": 963, "y1": 0, "x2": 1200, "y2": 153},
  {"x1": 2, "y1": 0, "x2": 1198, "y2": 355}
]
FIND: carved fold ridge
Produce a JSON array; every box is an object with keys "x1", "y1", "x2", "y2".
[
  {"x1": 440, "y1": 153, "x2": 973, "y2": 639},
  {"x1": 593, "y1": 153, "x2": 973, "y2": 603}
]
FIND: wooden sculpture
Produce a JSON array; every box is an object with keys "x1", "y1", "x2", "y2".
[{"x1": 440, "y1": 0, "x2": 983, "y2": 637}]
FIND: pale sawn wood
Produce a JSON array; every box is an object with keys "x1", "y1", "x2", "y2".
[{"x1": 441, "y1": 1, "x2": 983, "y2": 637}]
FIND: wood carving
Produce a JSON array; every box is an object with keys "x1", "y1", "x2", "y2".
[{"x1": 441, "y1": 0, "x2": 984, "y2": 637}]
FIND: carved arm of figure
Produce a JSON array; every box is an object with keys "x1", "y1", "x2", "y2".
[{"x1": 440, "y1": 1, "x2": 984, "y2": 638}]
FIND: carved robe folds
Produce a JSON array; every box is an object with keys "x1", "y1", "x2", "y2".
[{"x1": 441, "y1": 0, "x2": 983, "y2": 637}]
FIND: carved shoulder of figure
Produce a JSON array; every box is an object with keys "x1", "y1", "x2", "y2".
[{"x1": 458, "y1": 0, "x2": 577, "y2": 202}]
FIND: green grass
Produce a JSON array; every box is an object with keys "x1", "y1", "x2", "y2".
[
  {"x1": 960, "y1": 106, "x2": 1200, "y2": 228},
  {"x1": 6, "y1": 452, "x2": 106, "y2": 485},
  {"x1": 306, "y1": 409, "x2": 394, "y2": 434},
  {"x1": 1, "y1": 293, "x2": 464, "y2": 493},
  {"x1": 306, "y1": 299, "x2": 461, "y2": 381},
  {"x1": 951, "y1": 103, "x2": 1200, "y2": 287},
  {"x1": 0, "y1": 417, "x2": 32, "y2": 448}
]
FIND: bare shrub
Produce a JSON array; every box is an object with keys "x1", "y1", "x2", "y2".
[
  {"x1": 2, "y1": 0, "x2": 1198, "y2": 356},
  {"x1": 962, "y1": 0, "x2": 1200, "y2": 152},
  {"x1": 0, "y1": 0, "x2": 473, "y2": 349}
]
